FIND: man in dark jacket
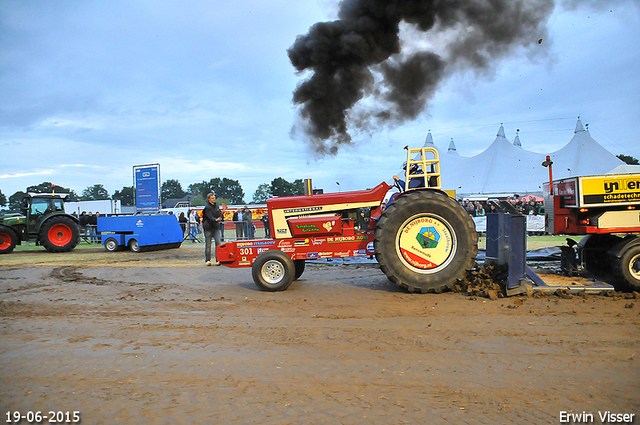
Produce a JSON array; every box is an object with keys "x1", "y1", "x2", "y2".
[{"x1": 202, "y1": 192, "x2": 223, "y2": 266}]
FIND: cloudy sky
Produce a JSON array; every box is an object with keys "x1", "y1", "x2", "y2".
[{"x1": 1, "y1": 0, "x2": 639, "y2": 202}]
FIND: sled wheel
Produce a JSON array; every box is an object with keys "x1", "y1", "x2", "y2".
[
  {"x1": 616, "y1": 245, "x2": 640, "y2": 292},
  {"x1": 104, "y1": 238, "x2": 119, "y2": 252},
  {"x1": 129, "y1": 239, "x2": 140, "y2": 252},
  {"x1": 294, "y1": 260, "x2": 306, "y2": 281},
  {"x1": 374, "y1": 190, "x2": 477, "y2": 293},
  {"x1": 40, "y1": 216, "x2": 80, "y2": 252},
  {"x1": 0, "y1": 226, "x2": 17, "y2": 254},
  {"x1": 252, "y1": 250, "x2": 295, "y2": 292},
  {"x1": 579, "y1": 234, "x2": 620, "y2": 277}
]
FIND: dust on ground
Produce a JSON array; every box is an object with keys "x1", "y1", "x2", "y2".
[{"x1": 1, "y1": 244, "x2": 639, "y2": 424}]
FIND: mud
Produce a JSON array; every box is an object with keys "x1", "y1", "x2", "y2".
[{"x1": 1, "y1": 261, "x2": 639, "y2": 424}]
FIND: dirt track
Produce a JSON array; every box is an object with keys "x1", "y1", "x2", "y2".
[{"x1": 1, "y1": 248, "x2": 639, "y2": 424}]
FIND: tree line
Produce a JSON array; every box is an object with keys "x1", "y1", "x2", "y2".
[{"x1": 0, "y1": 177, "x2": 305, "y2": 212}]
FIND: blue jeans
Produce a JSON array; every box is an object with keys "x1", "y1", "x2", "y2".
[
  {"x1": 205, "y1": 228, "x2": 221, "y2": 262},
  {"x1": 244, "y1": 221, "x2": 254, "y2": 239}
]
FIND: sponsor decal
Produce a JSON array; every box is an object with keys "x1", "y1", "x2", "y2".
[
  {"x1": 239, "y1": 261, "x2": 251, "y2": 266},
  {"x1": 278, "y1": 240, "x2": 292, "y2": 247},
  {"x1": 295, "y1": 224, "x2": 320, "y2": 232},
  {"x1": 416, "y1": 226, "x2": 440, "y2": 249},
  {"x1": 294, "y1": 239, "x2": 310, "y2": 247},
  {"x1": 312, "y1": 238, "x2": 325, "y2": 245},
  {"x1": 277, "y1": 228, "x2": 287, "y2": 234},
  {"x1": 136, "y1": 220, "x2": 144, "y2": 227},
  {"x1": 367, "y1": 242, "x2": 375, "y2": 253},
  {"x1": 334, "y1": 251, "x2": 350, "y2": 257},
  {"x1": 281, "y1": 248, "x2": 296, "y2": 253},
  {"x1": 318, "y1": 252, "x2": 333, "y2": 258},
  {"x1": 257, "y1": 248, "x2": 269, "y2": 254},
  {"x1": 283, "y1": 207, "x2": 323, "y2": 214},
  {"x1": 353, "y1": 249, "x2": 366, "y2": 256},
  {"x1": 307, "y1": 252, "x2": 319, "y2": 259},
  {"x1": 328, "y1": 235, "x2": 369, "y2": 243},
  {"x1": 238, "y1": 240, "x2": 276, "y2": 248},
  {"x1": 399, "y1": 216, "x2": 453, "y2": 270},
  {"x1": 582, "y1": 175, "x2": 640, "y2": 205},
  {"x1": 322, "y1": 221, "x2": 336, "y2": 232}
]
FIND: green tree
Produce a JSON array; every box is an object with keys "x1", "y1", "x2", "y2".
[
  {"x1": 189, "y1": 178, "x2": 244, "y2": 204},
  {"x1": 270, "y1": 177, "x2": 304, "y2": 197},
  {"x1": 617, "y1": 154, "x2": 639, "y2": 165},
  {"x1": 81, "y1": 184, "x2": 109, "y2": 200},
  {"x1": 9, "y1": 191, "x2": 26, "y2": 212},
  {"x1": 113, "y1": 186, "x2": 134, "y2": 206},
  {"x1": 188, "y1": 182, "x2": 208, "y2": 199},
  {"x1": 26, "y1": 182, "x2": 78, "y2": 198},
  {"x1": 0, "y1": 189, "x2": 6, "y2": 207},
  {"x1": 190, "y1": 194, "x2": 206, "y2": 207},
  {"x1": 161, "y1": 179, "x2": 186, "y2": 201},
  {"x1": 252, "y1": 183, "x2": 272, "y2": 203}
]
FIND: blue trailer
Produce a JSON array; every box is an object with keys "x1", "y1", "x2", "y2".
[{"x1": 97, "y1": 215, "x2": 184, "y2": 252}]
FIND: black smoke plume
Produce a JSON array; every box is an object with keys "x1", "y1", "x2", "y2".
[{"x1": 288, "y1": 0, "x2": 555, "y2": 155}]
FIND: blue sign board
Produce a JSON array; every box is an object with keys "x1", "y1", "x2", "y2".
[{"x1": 134, "y1": 164, "x2": 160, "y2": 212}]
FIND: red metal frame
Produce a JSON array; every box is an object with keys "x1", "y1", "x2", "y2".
[{"x1": 217, "y1": 183, "x2": 392, "y2": 268}]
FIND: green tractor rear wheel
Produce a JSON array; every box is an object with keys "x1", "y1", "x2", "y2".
[
  {"x1": 40, "y1": 216, "x2": 80, "y2": 253},
  {"x1": 0, "y1": 226, "x2": 17, "y2": 254}
]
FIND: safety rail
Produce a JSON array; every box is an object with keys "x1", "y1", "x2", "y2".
[{"x1": 405, "y1": 147, "x2": 441, "y2": 190}]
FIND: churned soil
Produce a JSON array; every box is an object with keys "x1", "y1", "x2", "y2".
[{"x1": 1, "y1": 247, "x2": 639, "y2": 424}]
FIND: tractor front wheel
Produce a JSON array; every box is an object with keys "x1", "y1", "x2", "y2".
[
  {"x1": 252, "y1": 250, "x2": 295, "y2": 292},
  {"x1": 374, "y1": 190, "x2": 477, "y2": 293},
  {"x1": 0, "y1": 226, "x2": 17, "y2": 254},
  {"x1": 40, "y1": 216, "x2": 80, "y2": 253}
]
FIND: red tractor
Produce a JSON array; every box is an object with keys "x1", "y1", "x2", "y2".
[{"x1": 217, "y1": 148, "x2": 478, "y2": 292}]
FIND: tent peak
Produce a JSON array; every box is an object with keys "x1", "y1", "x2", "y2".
[
  {"x1": 424, "y1": 131, "x2": 435, "y2": 146},
  {"x1": 448, "y1": 138, "x2": 458, "y2": 154},
  {"x1": 513, "y1": 129, "x2": 522, "y2": 148},
  {"x1": 574, "y1": 117, "x2": 586, "y2": 133},
  {"x1": 497, "y1": 124, "x2": 506, "y2": 138}
]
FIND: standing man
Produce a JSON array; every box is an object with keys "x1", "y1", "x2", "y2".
[
  {"x1": 233, "y1": 209, "x2": 243, "y2": 240},
  {"x1": 242, "y1": 205, "x2": 254, "y2": 239},
  {"x1": 261, "y1": 211, "x2": 270, "y2": 238},
  {"x1": 202, "y1": 192, "x2": 223, "y2": 266}
]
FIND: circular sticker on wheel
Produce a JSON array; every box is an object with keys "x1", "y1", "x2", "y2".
[{"x1": 397, "y1": 215, "x2": 455, "y2": 272}]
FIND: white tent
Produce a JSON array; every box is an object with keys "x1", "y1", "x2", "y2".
[
  {"x1": 437, "y1": 118, "x2": 625, "y2": 197},
  {"x1": 445, "y1": 125, "x2": 546, "y2": 196},
  {"x1": 549, "y1": 118, "x2": 624, "y2": 179},
  {"x1": 607, "y1": 164, "x2": 640, "y2": 174}
]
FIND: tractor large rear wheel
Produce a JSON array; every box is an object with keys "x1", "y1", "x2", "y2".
[
  {"x1": 40, "y1": 216, "x2": 80, "y2": 253},
  {"x1": 0, "y1": 225, "x2": 17, "y2": 254},
  {"x1": 374, "y1": 190, "x2": 477, "y2": 293}
]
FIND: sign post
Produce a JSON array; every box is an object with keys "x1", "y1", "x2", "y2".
[{"x1": 133, "y1": 164, "x2": 161, "y2": 214}]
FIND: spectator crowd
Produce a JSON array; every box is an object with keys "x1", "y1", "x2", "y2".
[{"x1": 460, "y1": 195, "x2": 544, "y2": 217}]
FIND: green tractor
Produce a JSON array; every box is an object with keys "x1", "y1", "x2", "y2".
[{"x1": 0, "y1": 193, "x2": 80, "y2": 254}]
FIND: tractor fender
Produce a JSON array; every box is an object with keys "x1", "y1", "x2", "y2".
[
  {"x1": 395, "y1": 187, "x2": 450, "y2": 200},
  {"x1": 608, "y1": 235, "x2": 640, "y2": 259},
  {"x1": 37, "y1": 213, "x2": 80, "y2": 235}
]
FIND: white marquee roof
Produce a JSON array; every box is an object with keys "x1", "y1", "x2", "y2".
[{"x1": 425, "y1": 118, "x2": 624, "y2": 197}]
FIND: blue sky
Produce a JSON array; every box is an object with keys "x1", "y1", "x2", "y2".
[{"x1": 1, "y1": 0, "x2": 639, "y2": 201}]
